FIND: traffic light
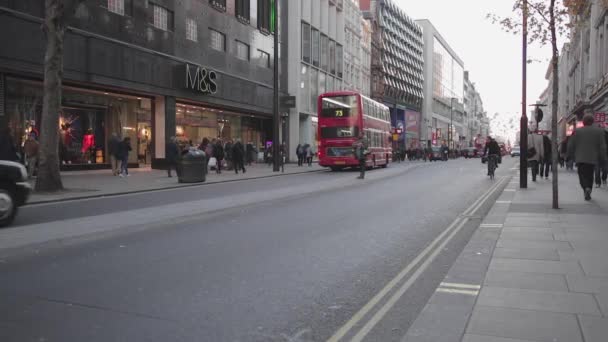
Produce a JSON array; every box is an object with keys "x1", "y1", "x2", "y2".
[{"x1": 535, "y1": 107, "x2": 543, "y2": 123}]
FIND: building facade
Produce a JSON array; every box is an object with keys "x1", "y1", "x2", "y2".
[
  {"x1": 287, "y1": 0, "x2": 345, "y2": 160},
  {"x1": 361, "y1": 0, "x2": 424, "y2": 149},
  {"x1": 343, "y1": 0, "x2": 368, "y2": 95},
  {"x1": 549, "y1": 0, "x2": 608, "y2": 144},
  {"x1": 416, "y1": 19, "x2": 465, "y2": 149},
  {"x1": 0, "y1": 0, "x2": 282, "y2": 170},
  {"x1": 463, "y1": 71, "x2": 486, "y2": 147}
]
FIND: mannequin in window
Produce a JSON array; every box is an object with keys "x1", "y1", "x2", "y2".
[{"x1": 82, "y1": 128, "x2": 95, "y2": 163}]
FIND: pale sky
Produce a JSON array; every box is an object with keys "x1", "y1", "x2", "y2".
[{"x1": 396, "y1": 0, "x2": 555, "y2": 143}]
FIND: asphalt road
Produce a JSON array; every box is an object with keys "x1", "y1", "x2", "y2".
[{"x1": 0, "y1": 157, "x2": 516, "y2": 342}]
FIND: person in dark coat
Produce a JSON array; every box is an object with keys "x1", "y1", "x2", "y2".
[
  {"x1": 353, "y1": 134, "x2": 369, "y2": 179},
  {"x1": 117, "y1": 137, "x2": 132, "y2": 177},
  {"x1": 246, "y1": 142, "x2": 254, "y2": 165},
  {"x1": 541, "y1": 135, "x2": 552, "y2": 179},
  {"x1": 568, "y1": 114, "x2": 607, "y2": 200},
  {"x1": 595, "y1": 129, "x2": 608, "y2": 187},
  {"x1": 232, "y1": 139, "x2": 246, "y2": 174},
  {"x1": 296, "y1": 144, "x2": 304, "y2": 166},
  {"x1": 166, "y1": 136, "x2": 180, "y2": 178},
  {"x1": 224, "y1": 140, "x2": 233, "y2": 171},
  {"x1": 214, "y1": 139, "x2": 225, "y2": 174},
  {"x1": 108, "y1": 133, "x2": 120, "y2": 176},
  {"x1": 0, "y1": 127, "x2": 18, "y2": 161}
]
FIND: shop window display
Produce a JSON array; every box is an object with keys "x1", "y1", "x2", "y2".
[
  {"x1": 5, "y1": 78, "x2": 149, "y2": 169},
  {"x1": 175, "y1": 103, "x2": 269, "y2": 151}
]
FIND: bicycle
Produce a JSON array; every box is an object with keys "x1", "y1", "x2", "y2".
[{"x1": 486, "y1": 154, "x2": 498, "y2": 180}]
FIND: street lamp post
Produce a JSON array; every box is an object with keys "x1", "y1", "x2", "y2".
[
  {"x1": 272, "y1": 0, "x2": 280, "y2": 172},
  {"x1": 450, "y1": 97, "x2": 456, "y2": 150},
  {"x1": 520, "y1": 0, "x2": 529, "y2": 188}
]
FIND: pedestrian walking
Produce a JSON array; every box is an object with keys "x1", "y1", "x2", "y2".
[
  {"x1": 527, "y1": 125, "x2": 545, "y2": 182},
  {"x1": 232, "y1": 139, "x2": 246, "y2": 174},
  {"x1": 541, "y1": 134, "x2": 552, "y2": 179},
  {"x1": 166, "y1": 136, "x2": 180, "y2": 178},
  {"x1": 0, "y1": 127, "x2": 19, "y2": 162},
  {"x1": 246, "y1": 142, "x2": 254, "y2": 166},
  {"x1": 594, "y1": 128, "x2": 608, "y2": 187},
  {"x1": 304, "y1": 143, "x2": 314, "y2": 166},
  {"x1": 568, "y1": 114, "x2": 607, "y2": 200},
  {"x1": 214, "y1": 139, "x2": 225, "y2": 174},
  {"x1": 353, "y1": 133, "x2": 369, "y2": 179},
  {"x1": 108, "y1": 133, "x2": 121, "y2": 176},
  {"x1": 296, "y1": 144, "x2": 304, "y2": 166},
  {"x1": 118, "y1": 137, "x2": 132, "y2": 177},
  {"x1": 22, "y1": 133, "x2": 39, "y2": 179},
  {"x1": 224, "y1": 140, "x2": 233, "y2": 171}
]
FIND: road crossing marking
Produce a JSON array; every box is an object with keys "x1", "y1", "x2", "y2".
[
  {"x1": 480, "y1": 223, "x2": 503, "y2": 228},
  {"x1": 436, "y1": 288, "x2": 479, "y2": 296},
  {"x1": 326, "y1": 176, "x2": 511, "y2": 342},
  {"x1": 439, "y1": 282, "x2": 480, "y2": 290}
]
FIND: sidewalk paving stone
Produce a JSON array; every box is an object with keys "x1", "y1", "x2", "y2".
[
  {"x1": 477, "y1": 286, "x2": 601, "y2": 315},
  {"x1": 484, "y1": 271, "x2": 568, "y2": 291},
  {"x1": 488, "y1": 258, "x2": 583, "y2": 275},
  {"x1": 493, "y1": 247, "x2": 560, "y2": 261},
  {"x1": 579, "y1": 315, "x2": 608, "y2": 342},
  {"x1": 462, "y1": 334, "x2": 538, "y2": 342},
  {"x1": 27, "y1": 163, "x2": 327, "y2": 204},
  {"x1": 403, "y1": 171, "x2": 608, "y2": 342},
  {"x1": 466, "y1": 306, "x2": 583, "y2": 342}
]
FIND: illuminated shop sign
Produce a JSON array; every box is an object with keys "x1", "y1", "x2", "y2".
[{"x1": 185, "y1": 64, "x2": 218, "y2": 95}]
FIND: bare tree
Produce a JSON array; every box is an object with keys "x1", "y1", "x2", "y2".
[
  {"x1": 36, "y1": 0, "x2": 84, "y2": 192},
  {"x1": 488, "y1": 0, "x2": 591, "y2": 209}
]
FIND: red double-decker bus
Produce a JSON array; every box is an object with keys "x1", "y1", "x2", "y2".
[{"x1": 317, "y1": 91, "x2": 392, "y2": 171}]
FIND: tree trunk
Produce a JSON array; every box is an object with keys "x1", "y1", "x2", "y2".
[
  {"x1": 36, "y1": 0, "x2": 67, "y2": 192},
  {"x1": 549, "y1": 0, "x2": 559, "y2": 209}
]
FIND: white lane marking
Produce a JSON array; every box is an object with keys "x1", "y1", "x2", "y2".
[
  {"x1": 496, "y1": 200, "x2": 512, "y2": 204},
  {"x1": 504, "y1": 189, "x2": 516, "y2": 192},
  {"x1": 436, "y1": 288, "x2": 479, "y2": 296},
  {"x1": 439, "y1": 282, "x2": 481, "y2": 290},
  {"x1": 327, "y1": 176, "x2": 509, "y2": 342}
]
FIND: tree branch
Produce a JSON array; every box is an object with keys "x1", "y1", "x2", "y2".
[{"x1": 528, "y1": 1, "x2": 552, "y2": 26}]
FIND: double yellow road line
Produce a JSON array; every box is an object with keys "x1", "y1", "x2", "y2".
[{"x1": 327, "y1": 176, "x2": 510, "y2": 342}]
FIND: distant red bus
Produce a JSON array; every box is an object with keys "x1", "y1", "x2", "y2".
[{"x1": 317, "y1": 91, "x2": 392, "y2": 171}]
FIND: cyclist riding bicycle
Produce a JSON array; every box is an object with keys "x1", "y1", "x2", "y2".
[{"x1": 484, "y1": 137, "x2": 501, "y2": 176}]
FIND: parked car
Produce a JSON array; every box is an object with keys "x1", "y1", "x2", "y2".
[
  {"x1": 0, "y1": 161, "x2": 31, "y2": 227},
  {"x1": 428, "y1": 147, "x2": 444, "y2": 161},
  {"x1": 511, "y1": 146, "x2": 521, "y2": 157},
  {"x1": 462, "y1": 147, "x2": 479, "y2": 158}
]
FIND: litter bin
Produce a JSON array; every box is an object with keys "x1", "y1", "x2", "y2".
[{"x1": 178, "y1": 149, "x2": 206, "y2": 183}]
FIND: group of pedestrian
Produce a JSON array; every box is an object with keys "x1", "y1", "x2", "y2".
[
  {"x1": 1, "y1": 128, "x2": 39, "y2": 179},
  {"x1": 165, "y1": 137, "x2": 251, "y2": 177},
  {"x1": 566, "y1": 114, "x2": 608, "y2": 200},
  {"x1": 295, "y1": 143, "x2": 314, "y2": 167},
  {"x1": 108, "y1": 134, "x2": 132, "y2": 177},
  {"x1": 527, "y1": 115, "x2": 608, "y2": 201}
]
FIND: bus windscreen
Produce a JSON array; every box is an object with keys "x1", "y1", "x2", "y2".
[
  {"x1": 321, "y1": 96, "x2": 358, "y2": 118},
  {"x1": 320, "y1": 126, "x2": 359, "y2": 139}
]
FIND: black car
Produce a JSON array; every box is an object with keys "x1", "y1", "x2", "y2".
[
  {"x1": 0, "y1": 161, "x2": 31, "y2": 227},
  {"x1": 428, "y1": 147, "x2": 444, "y2": 161}
]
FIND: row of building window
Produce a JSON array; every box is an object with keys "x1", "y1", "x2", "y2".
[
  {"x1": 106, "y1": 1, "x2": 271, "y2": 68},
  {"x1": 208, "y1": 29, "x2": 271, "y2": 67},
  {"x1": 301, "y1": 22, "x2": 343, "y2": 79},
  {"x1": 106, "y1": 0, "x2": 273, "y2": 34}
]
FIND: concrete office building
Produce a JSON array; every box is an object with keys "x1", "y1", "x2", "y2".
[
  {"x1": 343, "y1": 0, "x2": 370, "y2": 96},
  {"x1": 416, "y1": 19, "x2": 465, "y2": 148},
  {"x1": 361, "y1": 0, "x2": 425, "y2": 149},
  {"x1": 286, "y1": 0, "x2": 345, "y2": 160},
  {"x1": 0, "y1": 0, "x2": 282, "y2": 170}
]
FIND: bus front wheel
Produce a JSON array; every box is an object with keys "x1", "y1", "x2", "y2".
[{"x1": 330, "y1": 166, "x2": 343, "y2": 172}]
